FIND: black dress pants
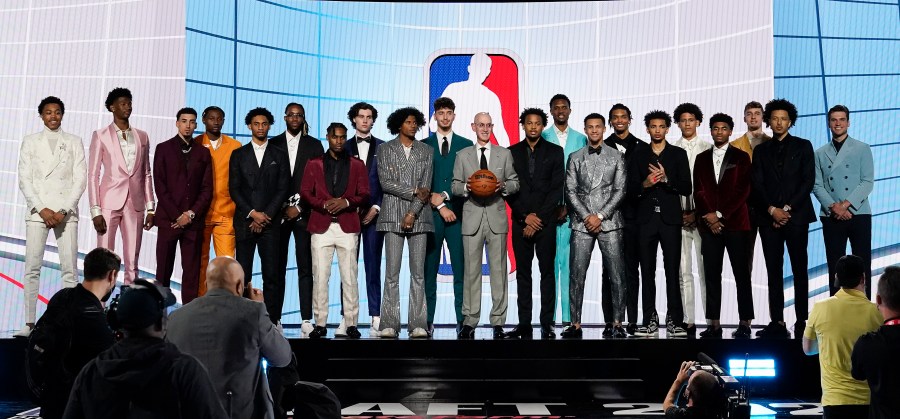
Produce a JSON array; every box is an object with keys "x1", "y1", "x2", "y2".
[
  {"x1": 278, "y1": 217, "x2": 314, "y2": 321},
  {"x1": 759, "y1": 221, "x2": 810, "y2": 322},
  {"x1": 822, "y1": 215, "x2": 872, "y2": 297},
  {"x1": 236, "y1": 226, "x2": 281, "y2": 322},
  {"x1": 511, "y1": 222, "x2": 557, "y2": 327},
  {"x1": 701, "y1": 230, "x2": 754, "y2": 321},
  {"x1": 638, "y1": 213, "x2": 683, "y2": 324}
]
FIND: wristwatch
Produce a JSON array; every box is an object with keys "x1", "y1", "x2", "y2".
[{"x1": 58, "y1": 209, "x2": 68, "y2": 216}]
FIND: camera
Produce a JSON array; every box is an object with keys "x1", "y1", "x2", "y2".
[{"x1": 686, "y1": 353, "x2": 750, "y2": 419}]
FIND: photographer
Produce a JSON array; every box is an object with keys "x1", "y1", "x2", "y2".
[
  {"x1": 663, "y1": 361, "x2": 722, "y2": 419},
  {"x1": 167, "y1": 256, "x2": 291, "y2": 419}
]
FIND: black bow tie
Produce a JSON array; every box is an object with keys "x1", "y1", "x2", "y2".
[
  {"x1": 357, "y1": 137, "x2": 371, "y2": 144},
  {"x1": 588, "y1": 146, "x2": 602, "y2": 155}
]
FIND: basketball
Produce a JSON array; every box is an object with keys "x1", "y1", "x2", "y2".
[{"x1": 469, "y1": 169, "x2": 499, "y2": 199}]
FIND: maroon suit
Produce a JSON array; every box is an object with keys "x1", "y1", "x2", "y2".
[
  {"x1": 693, "y1": 145, "x2": 754, "y2": 321},
  {"x1": 153, "y1": 135, "x2": 213, "y2": 303},
  {"x1": 301, "y1": 155, "x2": 370, "y2": 234}
]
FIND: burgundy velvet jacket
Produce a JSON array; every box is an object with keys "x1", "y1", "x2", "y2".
[{"x1": 692, "y1": 145, "x2": 751, "y2": 232}]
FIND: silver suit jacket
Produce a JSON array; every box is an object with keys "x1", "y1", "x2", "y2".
[
  {"x1": 565, "y1": 143, "x2": 626, "y2": 233},
  {"x1": 451, "y1": 143, "x2": 519, "y2": 235},
  {"x1": 375, "y1": 137, "x2": 435, "y2": 233}
]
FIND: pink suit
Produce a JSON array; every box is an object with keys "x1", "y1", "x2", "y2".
[{"x1": 88, "y1": 123, "x2": 154, "y2": 284}]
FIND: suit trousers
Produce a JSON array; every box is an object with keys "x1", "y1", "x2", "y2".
[
  {"x1": 198, "y1": 216, "x2": 236, "y2": 296},
  {"x1": 425, "y1": 211, "x2": 465, "y2": 324},
  {"x1": 745, "y1": 207, "x2": 761, "y2": 278},
  {"x1": 155, "y1": 225, "x2": 202, "y2": 303},
  {"x1": 574, "y1": 229, "x2": 625, "y2": 324},
  {"x1": 278, "y1": 217, "x2": 314, "y2": 321},
  {"x1": 620, "y1": 221, "x2": 641, "y2": 324},
  {"x1": 701, "y1": 230, "x2": 754, "y2": 321},
  {"x1": 554, "y1": 221, "x2": 572, "y2": 323},
  {"x1": 638, "y1": 213, "x2": 684, "y2": 324},
  {"x1": 24, "y1": 219, "x2": 78, "y2": 323},
  {"x1": 511, "y1": 223, "x2": 556, "y2": 327},
  {"x1": 236, "y1": 226, "x2": 281, "y2": 323},
  {"x1": 462, "y1": 214, "x2": 509, "y2": 327},
  {"x1": 381, "y1": 231, "x2": 427, "y2": 332},
  {"x1": 679, "y1": 226, "x2": 706, "y2": 324},
  {"x1": 358, "y1": 222, "x2": 384, "y2": 317},
  {"x1": 97, "y1": 207, "x2": 144, "y2": 284},
  {"x1": 311, "y1": 223, "x2": 359, "y2": 327},
  {"x1": 822, "y1": 215, "x2": 871, "y2": 297},
  {"x1": 759, "y1": 221, "x2": 810, "y2": 322}
]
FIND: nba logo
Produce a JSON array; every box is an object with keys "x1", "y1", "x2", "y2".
[{"x1": 424, "y1": 49, "x2": 522, "y2": 277}]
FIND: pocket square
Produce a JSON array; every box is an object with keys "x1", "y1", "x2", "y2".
[{"x1": 269, "y1": 161, "x2": 277, "y2": 165}]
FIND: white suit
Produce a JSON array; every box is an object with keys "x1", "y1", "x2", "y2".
[{"x1": 18, "y1": 127, "x2": 87, "y2": 323}]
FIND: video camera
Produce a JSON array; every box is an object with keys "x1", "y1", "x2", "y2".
[{"x1": 685, "y1": 352, "x2": 750, "y2": 419}]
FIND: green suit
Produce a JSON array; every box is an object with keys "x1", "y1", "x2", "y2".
[
  {"x1": 424, "y1": 132, "x2": 474, "y2": 324},
  {"x1": 542, "y1": 126, "x2": 587, "y2": 323}
]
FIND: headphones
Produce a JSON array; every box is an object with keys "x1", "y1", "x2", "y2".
[{"x1": 106, "y1": 279, "x2": 168, "y2": 332}]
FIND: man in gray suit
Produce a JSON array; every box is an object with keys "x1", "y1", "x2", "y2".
[
  {"x1": 376, "y1": 107, "x2": 434, "y2": 339},
  {"x1": 452, "y1": 112, "x2": 520, "y2": 339},
  {"x1": 562, "y1": 113, "x2": 628, "y2": 339},
  {"x1": 167, "y1": 257, "x2": 292, "y2": 419}
]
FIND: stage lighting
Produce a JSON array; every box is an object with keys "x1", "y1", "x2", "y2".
[{"x1": 728, "y1": 359, "x2": 776, "y2": 377}]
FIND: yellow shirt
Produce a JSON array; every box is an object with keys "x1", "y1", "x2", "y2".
[
  {"x1": 804, "y1": 288, "x2": 882, "y2": 406},
  {"x1": 197, "y1": 134, "x2": 242, "y2": 221}
]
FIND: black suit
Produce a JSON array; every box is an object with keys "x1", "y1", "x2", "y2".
[
  {"x1": 229, "y1": 141, "x2": 290, "y2": 323},
  {"x1": 605, "y1": 133, "x2": 649, "y2": 325},
  {"x1": 751, "y1": 133, "x2": 815, "y2": 323},
  {"x1": 269, "y1": 132, "x2": 324, "y2": 323},
  {"x1": 627, "y1": 141, "x2": 691, "y2": 325},
  {"x1": 507, "y1": 139, "x2": 565, "y2": 328}
]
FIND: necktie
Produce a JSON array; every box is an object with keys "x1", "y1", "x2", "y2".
[
  {"x1": 441, "y1": 136, "x2": 448, "y2": 157},
  {"x1": 480, "y1": 147, "x2": 488, "y2": 170}
]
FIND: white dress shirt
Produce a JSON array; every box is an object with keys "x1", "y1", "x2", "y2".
[
  {"x1": 477, "y1": 141, "x2": 492, "y2": 167},
  {"x1": 713, "y1": 144, "x2": 728, "y2": 182},
  {"x1": 285, "y1": 131, "x2": 300, "y2": 174},
  {"x1": 356, "y1": 135, "x2": 371, "y2": 166},
  {"x1": 252, "y1": 140, "x2": 268, "y2": 166},
  {"x1": 553, "y1": 125, "x2": 569, "y2": 149},
  {"x1": 116, "y1": 127, "x2": 137, "y2": 173}
]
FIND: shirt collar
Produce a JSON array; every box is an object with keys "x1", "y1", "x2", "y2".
[
  {"x1": 713, "y1": 143, "x2": 729, "y2": 153},
  {"x1": 285, "y1": 130, "x2": 301, "y2": 143},
  {"x1": 476, "y1": 141, "x2": 492, "y2": 152},
  {"x1": 553, "y1": 125, "x2": 568, "y2": 137},
  {"x1": 252, "y1": 140, "x2": 268, "y2": 151},
  {"x1": 681, "y1": 136, "x2": 699, "y2": 146},
  {"x1": 42, "y1": 127, "x2": 62, "y2": 135},
  {"x1": 837, "y1": 288, "x2": 868, "y2": 299}
]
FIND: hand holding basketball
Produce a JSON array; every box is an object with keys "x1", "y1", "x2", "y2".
[{"x1": 468, "y1": 169, "x2": 499, "y2": 199}]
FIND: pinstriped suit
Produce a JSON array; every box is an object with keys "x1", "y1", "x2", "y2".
[{"x1": 376, "y1": 138, "x2": 434, "y2": 333}]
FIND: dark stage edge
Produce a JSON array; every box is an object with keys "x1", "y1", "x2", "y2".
[{"x1": 1, "y1": 326, "x2": 823, "y2": 418}]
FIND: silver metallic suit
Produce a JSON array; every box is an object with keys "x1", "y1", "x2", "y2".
[{"x1": 565, "y1": 143, "x2": 627, "y2": 323}]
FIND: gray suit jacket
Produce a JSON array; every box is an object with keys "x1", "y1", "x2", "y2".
[
  {"x1": 451, "y1": 144, "x2": 520, "y2": 235},
  {"x1": 166, "y1": 289, "x2": 292, "y2": 419},
  {"x1": 376, "y1": 137, "x2": 435, "y2": 233},
  {"x1": 566, "y1": 143, "x2": 626, "y2": 233}
]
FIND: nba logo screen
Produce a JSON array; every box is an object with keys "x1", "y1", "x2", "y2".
[{"x1": 424, "y1": 49, "x2": 522, "y2": 278}]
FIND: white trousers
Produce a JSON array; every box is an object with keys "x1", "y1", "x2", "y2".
[
  {"x1": 24, "y1": 219, "x2": 78, "y2": 324},
  {"x1": 680, "y1": 226, "x2": 706, "y2": 324},
  {"x1": 311, "y1": 223, "x2": 360, "y2": 327}
]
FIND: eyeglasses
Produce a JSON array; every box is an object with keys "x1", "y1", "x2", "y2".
[
  {"x1": 475, "y1": 123, "x2": 494, "y2": 129},
  {"x1": 286, "y1": 113, "x2": 305, "y2": 119}
]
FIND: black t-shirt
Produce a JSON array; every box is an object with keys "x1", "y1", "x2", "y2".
[{"x1": 851, "y1": 323, "x2": 900, "y2": 419}]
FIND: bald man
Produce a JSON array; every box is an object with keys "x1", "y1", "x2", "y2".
[
  {"x1": 662, "y1": 361, "x2": 723, "y2": 419},
  {"x1": 167, "y1": 257, "x2": 291, "y2": 419}
]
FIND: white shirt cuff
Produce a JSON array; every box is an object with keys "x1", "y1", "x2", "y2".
[
  {"x1": 372, "y1": 205, "x2": 380, "y2": 212},
  {"x1": 90, "y1": 206, "x2": 102, "y2": 218},
  {"x1": 715, "y1": 211, "x2": 723, "y2": 219}
]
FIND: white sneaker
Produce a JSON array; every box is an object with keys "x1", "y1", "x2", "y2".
[
  {"x1": 275, "y1": 320, "x2": 284, "y2": 336},
  {"x1": 379, "y1": 328, "x2": 397, "y2": 338},
  {"x1": 409, "y1": 328, "x2": 428, "y2": 338},
  {"x1": 335, "y1": 318, "x2": 348, "y2": 337},
  {"x1": 13, "y1": 325, "x2": 32, "y2": 338},
  {"x1": 300, "y1": 320, "x2": 314, "y2": 337},
  {"x1": 370, "y1": 316, "x2": 381, "y2": 337}
]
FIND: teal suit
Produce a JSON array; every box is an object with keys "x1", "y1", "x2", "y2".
[
  {"x1": 424, "y1": 132, "x2": 474, "y2": 324},
  {"x1": 542, "y1": 126, "x2": 587, "y2": 323}
]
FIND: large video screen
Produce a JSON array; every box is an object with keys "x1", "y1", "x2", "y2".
[{"x1": 1, "y1": 0, "x2": 897, "y2": 330}]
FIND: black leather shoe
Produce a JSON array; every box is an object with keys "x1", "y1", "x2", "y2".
[
  {"x1": 506, "y1": 325, "x2": 533, "y2": 340},
  {"x1": 756, "y1": 321, "x2": 790, "y2": 338},
  {"x1": 560, "y1": 325, "x2": 582, "y2": 339},
  {"x1": 345, "y1": 326, "x2": 361, "y2": 339},
  {"x1": 457, "y1": 325, "x2": 475, "y2": 339},
  {"x1": 456, "y1": 322, "x2": 463, "y2": 335},
  {"x1": 732, "y1": 324, "x2": 752, "y2": 339},
  {"x1": 611, "y1": 325, "x2": 628, "y2": 338},
  {"x1": 601, "y1": 323, "x2": 613, "y2": 337},
  {"x1": 308, "y1": 326, "x2": 327, "y2": 339},
  {"x1": 699, "y1": 326, "x2": 723, "y2": 339},
  {"x1": 427, "y1": 322, "x2": 435, "y2": 338},
  {"x1": 626, "y1": 322, "x2": 638, "y2": 336},
  {"x1": 685, "y1": 324, "x2": 697, "y2": 338},
  {"x1": 493, "y1": 326, "x2": 509, "y2": 339},
  {"x1": 540, "y1": 325, "x2": 556, "y2": 339}
]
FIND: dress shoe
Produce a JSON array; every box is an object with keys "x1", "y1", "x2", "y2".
[
  {"x1": 560, "y1": 325, "x2": 582, "y2": 339},
  {"x1": 335, "y1": 318, "x2": 348, "y2": 337},
  {"x1": 345, "y1": 326, "x2": 361, "y2": 339},
  {"x1": 601, "y1": 323, "x2": 613, "y2": 338},
  {"x1": 457, "y1": 325, "x2": 475, "y2": 339},
  {"x1": 732, "y1": 324, "x2": 752, "y2": 339},
  {"x1": 626, "y1": 322, "x2": 638, "y2": 336},
  {"x1": 409, "y1": 328, "x2": 429, "y2": 339},
  {"x1": 493, "y1": 326, "x2": 509, "y2": 339},
  {"x1": 456, "y1": 322, "x2": 464, "y2": 335},
  {"x1": 611, "y1": 325, "x2": 628, "y2": 338},
  {"x1": 300, "y1": 320, "x2": 314, "y2": 337},
  {"x1": 13, "y1": 325, "x2": 32, "y2": 338},
  {"x1": 379, "y1": 328, "x2": 398, "y2": 338},
  {"x1": 756, "y1": 321, "x2": 789, "y2": 338},
  {"x1": 369, "y1": 316, "x2": 381, "y2": 337},
  {"x1": 506, "y1": 325, "x2": 533, "y2": 339},
  {"x1": 308, "y1": 325, "x2": 327, "y2": 339},
  {"x1": 540, "y1": 325, "x2": 556, "y2": 339},
  {"x1": 427, "y1": 323, "x2": 435, "y2": 338},
  {"x1": 685, "y1": 324, "x2": 697, "y2": 338},
  {"x1": 699, "y1": 326, "x2": 723, "y2": 339}
]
